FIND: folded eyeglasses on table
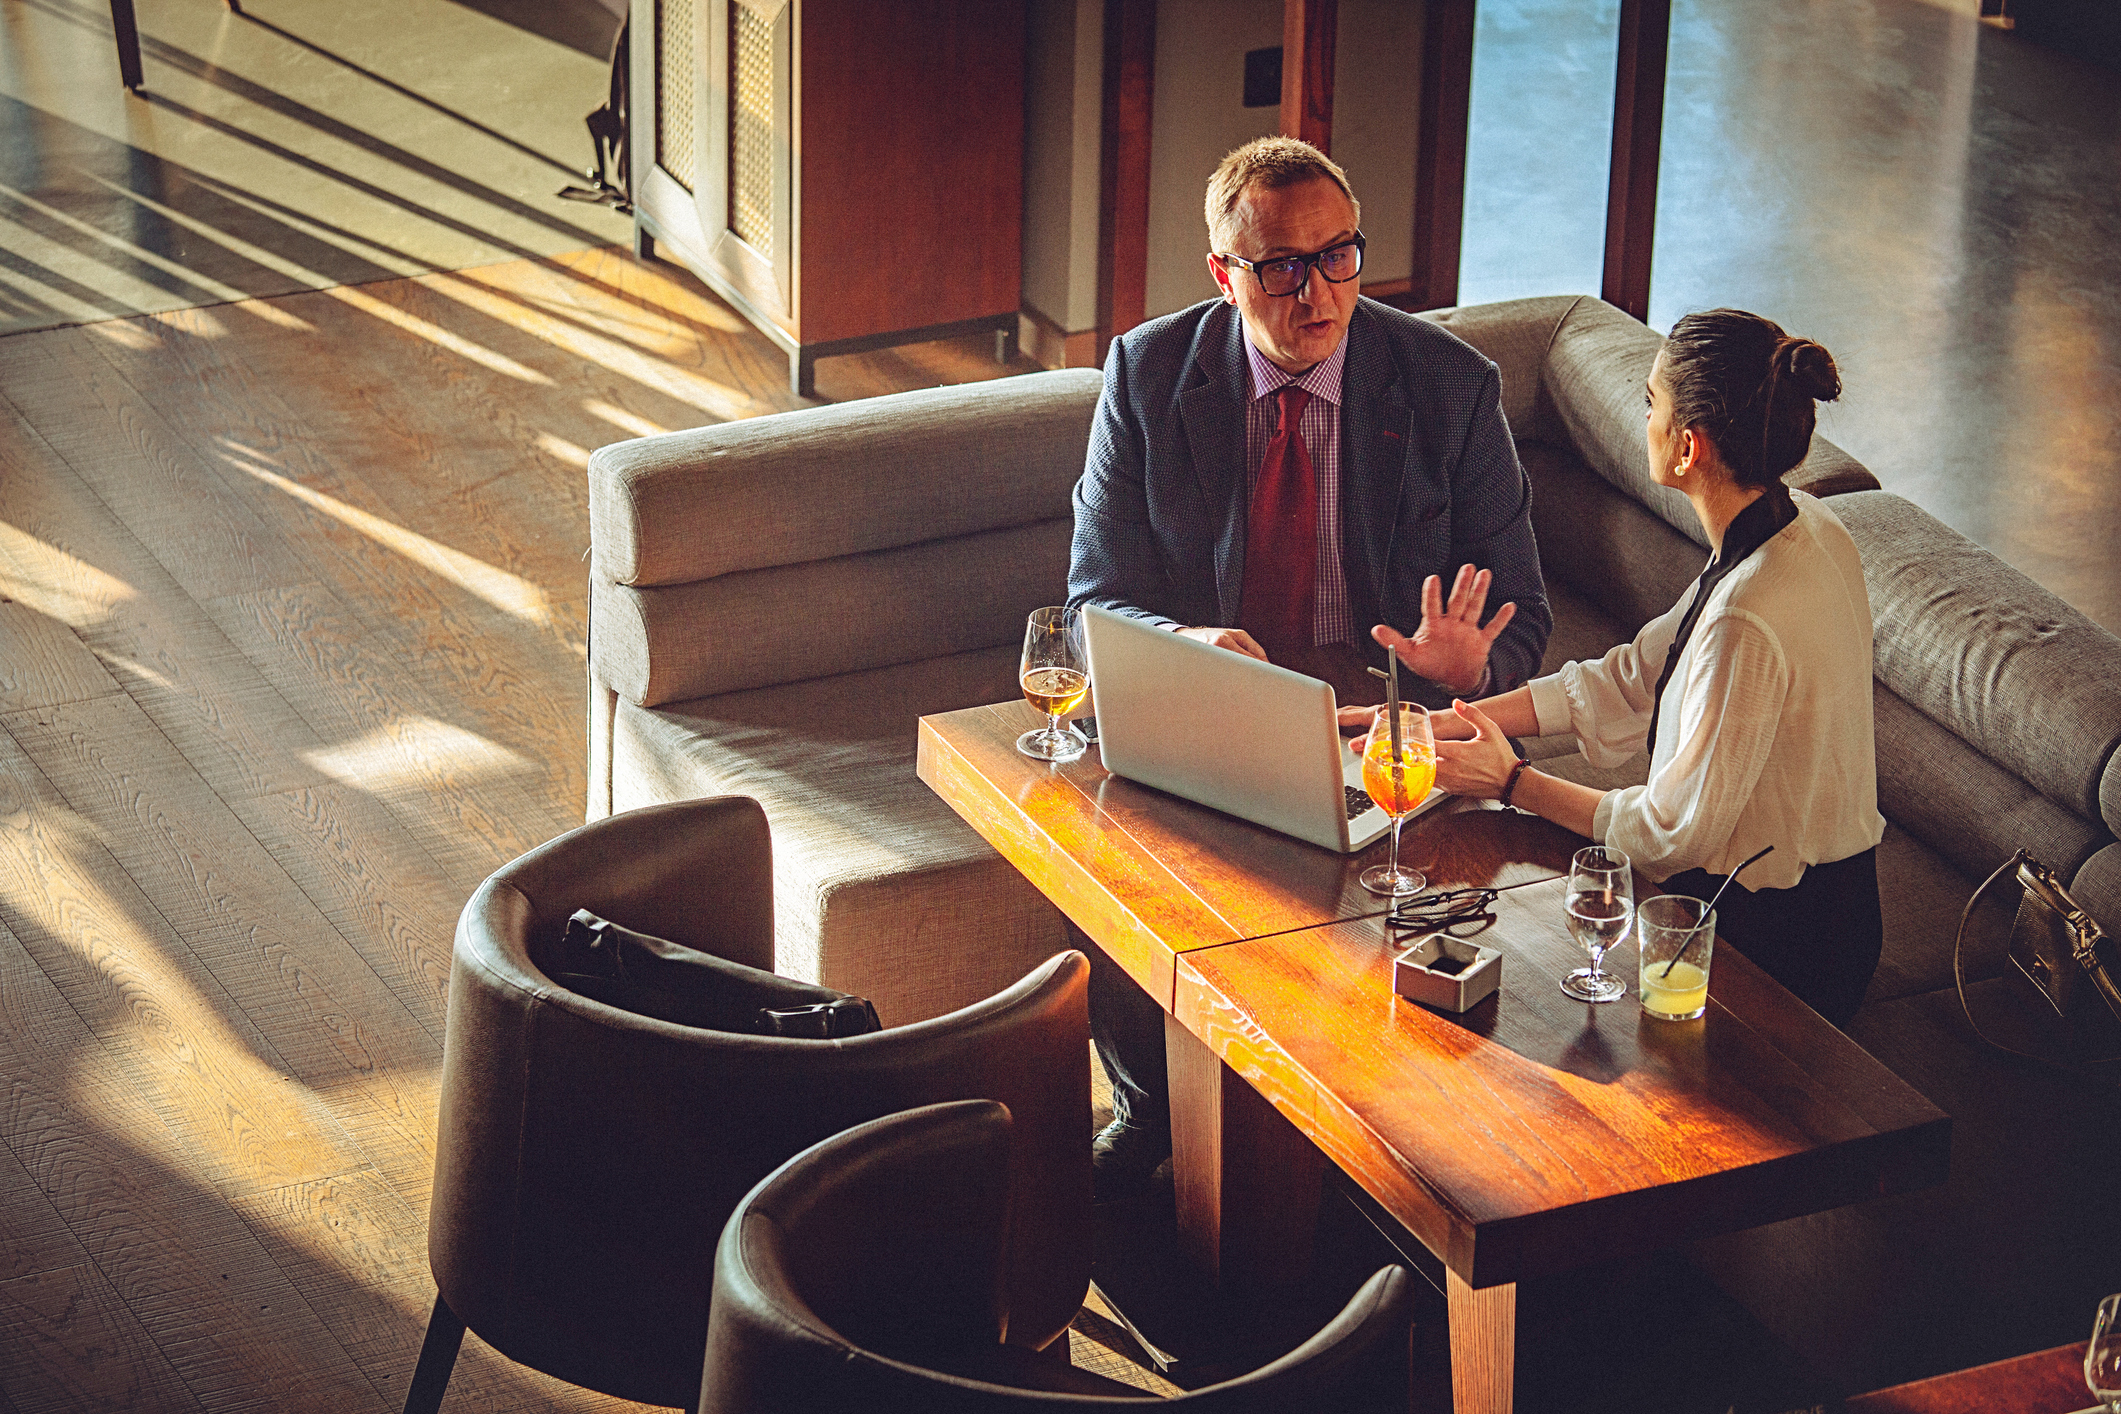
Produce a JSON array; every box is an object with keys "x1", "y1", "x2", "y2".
[{"x1": 1384, "y1": 873, "x2": 1565, "y2": 940}]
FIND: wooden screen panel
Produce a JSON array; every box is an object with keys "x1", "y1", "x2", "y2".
[
  {"x1": 696, "y1": 0, "x2": 793, "y2": 325},
  {"x1": 656, "y1": 0, "x2": 698, "y2": 193},
  {"x1": 728, "y1": 1, "x2": 776, "y2": 249}
]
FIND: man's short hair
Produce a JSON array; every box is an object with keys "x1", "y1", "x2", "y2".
[{"x1": 1204, "y1": 136, "x2": 1360, "y2": 252}]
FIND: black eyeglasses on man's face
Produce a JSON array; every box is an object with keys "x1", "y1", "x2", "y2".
[{"x1": 1218, "y1": 232, "x2": 1366, "y2": 298}]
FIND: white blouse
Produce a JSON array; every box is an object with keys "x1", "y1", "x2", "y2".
[{"x1": 1526, "y1": 491, "x2": 1886, "y2": 891}]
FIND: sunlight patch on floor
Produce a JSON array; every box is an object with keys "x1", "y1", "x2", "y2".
[
  {"x1": 0, "y1": 521, "x2": 139, "y2": 622},
  {"x1": 225, "y1": 453, "x2": 557, "y2": 629},
  {"x1": 299, "y1": 715, "x2": 536, "y2": 794}
]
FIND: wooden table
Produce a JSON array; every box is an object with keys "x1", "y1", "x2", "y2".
[
  {"x1": 1848, "y1": 1343, "x2": 2094, "y2": 1414},
  {"x1": 918, "y1": 701, "x2": 1952, "y2": 1414}
]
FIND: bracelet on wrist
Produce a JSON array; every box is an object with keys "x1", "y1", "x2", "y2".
[{"x1": 1498, "y1": 757, "x2": 1531, "y2": 810}]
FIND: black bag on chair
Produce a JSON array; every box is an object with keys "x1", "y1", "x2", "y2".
[
  {"x1": 551, "y1": 910, "x2": 881, "y2": 1038},
  {"x1": 1954, "y1": 848, "x2": 2121, "y2": 1072}
]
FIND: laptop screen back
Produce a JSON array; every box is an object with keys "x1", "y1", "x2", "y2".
[{"x1": 1082, "y1": 606, "x2": 1353, "y2": 850}]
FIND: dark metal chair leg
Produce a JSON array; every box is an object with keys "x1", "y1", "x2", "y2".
[
  {"x1": 109, "y1": 0, "x2": 144, "y2": 91},
  {"x1": 402, "y1": 1293, "x2": 465, "y2": 1414}
]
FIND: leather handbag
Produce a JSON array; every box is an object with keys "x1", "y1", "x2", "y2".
[{"x1": 1953, "y1": 848, "x2": 2121, "y2": 1069}]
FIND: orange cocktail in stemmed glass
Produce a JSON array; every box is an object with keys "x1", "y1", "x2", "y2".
[{"x1": 1359, "y1": 704, "x2": 1435, "y2": 897}]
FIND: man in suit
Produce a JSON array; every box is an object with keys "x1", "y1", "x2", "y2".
[{"x1": 1068, "y1": 136, "x2": 1550, "y2": 1198}]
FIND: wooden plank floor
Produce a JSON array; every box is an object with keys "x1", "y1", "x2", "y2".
[{"x1": 0, "y1": 245, "x2": 1042, "y2": 1413}]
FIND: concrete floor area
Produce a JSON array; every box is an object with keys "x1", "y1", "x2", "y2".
[
  {"x1": 0, "y1": 0, "x2": 629, "y2": 334},
  {"x1": 1464, "y1": 0, "x2": 2121, "y2": 633}
]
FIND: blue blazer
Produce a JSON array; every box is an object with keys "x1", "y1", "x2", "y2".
[{"x1": 1067, "y1": 297, "x2": 1552, "y2": 695}]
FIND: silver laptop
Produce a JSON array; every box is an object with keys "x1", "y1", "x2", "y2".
[{"x1": 1081, "y1": 605, "x2": 1449, "y2": 853}]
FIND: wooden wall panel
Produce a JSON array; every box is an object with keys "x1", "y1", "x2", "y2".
[
  {"x1": 1410, "y1": 0, "x2": 1476, "y2": 310},
  {"x1": 1097, "y1": 0, "x2": 1155, "y2": 359},
  {"x1": 796, "y1": 0, "x2": 1027, "y2": 344},
  {"x1": 1602, "y1": 0, "x2": 1672, "y2": 321},
  {"x1": 1280, "y1": 0, "x2": 1338, "y2": 153}
]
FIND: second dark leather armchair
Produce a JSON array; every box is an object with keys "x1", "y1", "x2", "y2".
[
  {"x1": 702, "y1": 1099, "x2": 1415, "y2": 1412},
  {"x1": 409, "y1": 797, "x2": 1091, "y2": 1412}
]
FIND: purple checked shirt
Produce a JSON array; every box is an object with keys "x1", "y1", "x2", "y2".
[{"x1": 1244, "y1": 333, "x2": 1353, "y2": 649}]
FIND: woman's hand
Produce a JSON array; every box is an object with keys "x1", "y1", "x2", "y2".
[
  {"x1": 1341, "y1": 703, "x2": 1483, "y2": 757},
  {"x1": 1433, "y1": 699, "x2": 1520, "y2": 799},
  {"x1": 1341, "y1": 705, "x2": 1430, "y2": 755}
]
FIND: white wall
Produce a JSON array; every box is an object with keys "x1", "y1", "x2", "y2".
[
  {"x1": 1144, "y1": 0, "x2": 1423, "y2": 318},
  {"x1": 1022, "y1": 0, "x2": 1105, "y2": 334},
  {"x1": 1020, "y1": 0, "x2": 1427, "y2": 334}
]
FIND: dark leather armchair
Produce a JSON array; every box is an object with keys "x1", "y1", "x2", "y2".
[
  {"x1": 701, "y1": 1100, "x2": 1415, "y2": 1412},
  {"x1": 407, "y1": 797, "x2": 1091, "y2": 1413}
]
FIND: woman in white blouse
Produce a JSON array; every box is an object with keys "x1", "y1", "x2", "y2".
[{"x1": 1383, "y1": 309, "x2": 1886, "y2": 1025}]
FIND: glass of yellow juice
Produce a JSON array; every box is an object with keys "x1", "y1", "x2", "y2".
[{"x1": 1637, "y1": 894, "x2": 1715, "y2": 1021}]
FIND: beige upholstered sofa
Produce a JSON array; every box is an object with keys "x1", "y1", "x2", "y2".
[
  {"x1": 586, "y1": 294, "x2": 2121, "y2": 1393},
  {"x1": 585, "y1": 374, "x2": 1101, "y2": 1026}
]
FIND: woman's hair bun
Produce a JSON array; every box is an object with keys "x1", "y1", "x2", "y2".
[{"x1": 1775, "y1": 337, "x2": 1842, "y2": 404}]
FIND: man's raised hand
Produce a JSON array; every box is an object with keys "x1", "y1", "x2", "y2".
[{"x1": 1371, "y1": 564, "x2": 1516, "y2": 696}]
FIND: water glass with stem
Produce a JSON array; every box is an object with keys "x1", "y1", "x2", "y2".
[
  {"x1": 1562, "y1": 845, "x2": 1633, "y2": 1003},
  {"x1": 2089, "y1": 1293, "x2": 2121, "y2": 1413}
]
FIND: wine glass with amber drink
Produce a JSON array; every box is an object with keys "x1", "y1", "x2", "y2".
[
  {"x1": 1359, "y1": 705, "x2": 1435, "y2": 897},
  {"x1": 1018, "y1": 607, "x2": 1089, "y2": 762}
]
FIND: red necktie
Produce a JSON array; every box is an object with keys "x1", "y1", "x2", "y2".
[{"x1": 1241, "y1": 383, "x2": 1317, "y2": 662}]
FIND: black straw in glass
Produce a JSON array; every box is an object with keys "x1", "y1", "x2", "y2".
[{"x1": 1657, "y1": 844, "x2": 1775, "y2": 978}]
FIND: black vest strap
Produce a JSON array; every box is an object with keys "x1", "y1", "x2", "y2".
[{"x1": 1644, "y1": 485, "x2": 1798, "y2": 752}]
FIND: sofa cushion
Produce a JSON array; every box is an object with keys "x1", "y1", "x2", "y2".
[
  {"x1": 1416, "y1": 295, "x2": 1583, "y2": 446},
  {"x1": 1874, "y1": 681, "x2": 2109, "y2": 884},
  {"x1": 1523, "y1": 580, "x2": 1636, "y2": 766},
  {"x1": 594, "y1": 519, "x2": 1071, "y2": 707},
  {"x1": 2072, "y1": 842, "x2": 2121, "y2": 937},
  {"x1": 2105, "y1": 727, "x2": 2121, "y2": 839},
  {"x1": 1869, "y1": 823, "x2": 2017, "y2": 1003},
  {"x1": 588, "y1": 369, "x2": 1103, "y2": 587},
  {"x1": 1838, "y1": 490, "x2": 2121, "y2": 828},
  {"x1": 1540, "y1": 576, "x2": 1633, "y2": 676},
  {"x1": 608, "y1": 645, "x2": 1070, "y2": 1027},
  {"x1": 1523, "y1": 440, "x2": 1705, "y2": 637},
  {"x1": 1539, "y1": 299, "x2": 1878, "y2": 554},
  {"x1": 1543, "y1": 297, "x2": 1708, "y2": 548}
]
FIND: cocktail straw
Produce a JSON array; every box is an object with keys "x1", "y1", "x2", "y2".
[
  {"x1": 1657, "y1": 844, "x2": 1775, "y2": 978},
  {"x1": 1366, "y1": 655, "x2": 1403, "y2": 794}
]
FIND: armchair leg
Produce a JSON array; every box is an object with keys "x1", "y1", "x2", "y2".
[
  {"x1": 110, "y1": 0, "x2": 144, "y2": 91},
  {"x1": 403, "y1": 1293, "x2": 466, "y2": 1414}
]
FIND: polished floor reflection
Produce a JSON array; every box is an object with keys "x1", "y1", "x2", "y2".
[
  {"x1": 1465, "y1": 0, "x2": 2121, "y2": 633},
  {"x1": 0, "y1": 0, "x2": 628, "y2": 334}
]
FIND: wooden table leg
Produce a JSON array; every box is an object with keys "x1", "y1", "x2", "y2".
[
  {"x1": 1165, "y1": 1013, "x2": 1325, "y2": 1290},
  {"x1": 1445, "y1": 1267, "x2": 1515, "y2": 1414}
]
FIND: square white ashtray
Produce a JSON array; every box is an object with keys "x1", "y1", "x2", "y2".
[{"x1": 1393, "y1": 932, "x2": 1503, "y2": 1014}]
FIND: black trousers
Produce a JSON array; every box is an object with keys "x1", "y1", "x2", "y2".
[
  {"x1": 1075, "y1": 923, "x2": 1171, "y2": 1135},
  {"x1": 1663, "y1": 846, "x2": 1883, "y2": 1028}
]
